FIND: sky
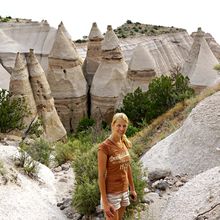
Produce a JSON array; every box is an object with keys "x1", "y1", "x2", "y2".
[{"x1": 1, "y1": 0, "x2": 220, "y2": 43}]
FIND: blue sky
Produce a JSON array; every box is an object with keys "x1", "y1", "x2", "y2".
[{"x1": 1, "y1": 0, "x2": 220, "y2": 43}]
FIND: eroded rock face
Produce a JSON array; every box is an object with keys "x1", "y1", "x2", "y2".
[
  {"x1": 9, "y1": 52, "x2": 37, "y2": 126},
  {"x1": 90, "y1": 25, "x2": 128, "y2": 124},
  {"x1": 196, "y1": 32, "x2": 220, "y2": 62},
  {"x1": 161, "y1": 167, "x2": 220, "y2": 220},
  {"x1": 48, "y1": 25, "x2": 87, "y2": 132},
  {"x1": 182, "y1": 28, "x2": 219, "y2": 91},
  {"x1": 141, "y1": 91, "x2": 220, "y2": 178},
  {"x1": 27, "y1": 49, "x2": 66, "y2": 142},
  {"x1": 83, "y1": 22, "x2": 103, "y2": 86}
]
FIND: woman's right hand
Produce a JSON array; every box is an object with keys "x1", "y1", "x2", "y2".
[{"x1": 104, "y1": 203, "x2": 115, "y2": 218}]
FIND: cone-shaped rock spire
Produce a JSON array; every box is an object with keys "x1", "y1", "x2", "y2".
[
  {"x1": 83, "y1": 22, "x2": 104, "y2": 86},
  {"x1": 101, "y1": 25, "x2": 122, "y2": 60},
  {"x1": 58, "y1": 21, "x2": 77, "y2": 49},
  {"x1": 88, "y1": 22, "x2": 103, "y2": 40},
  {"x1": 102, "y1": 25, "x2": 119, "y2": 51},
  {"x1": 9, "y1": 52, "x2": 37, "y2": 126},
  {"x1": 27, "y1": 49, "x2": 66, "y2": 142},
  {"x1": 49, "y1": 25, "x2": 79, "y2": 60},
  {"x1": 90, "y1": 25, "x2": 128, "y2": 125},
  {"x1": 48, "y1": 27, "x2": 88, "y2": 132},
  {"x1": 182, "y1": 28, "x2": 219, "y2": 92},
  {"x1": 127, "y1": 44, "x2": 156, "y2": 91}
]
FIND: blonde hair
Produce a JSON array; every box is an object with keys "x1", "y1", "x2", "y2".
[{"x1": 111, "y1": 113, "x2": 132, "y2": 148}]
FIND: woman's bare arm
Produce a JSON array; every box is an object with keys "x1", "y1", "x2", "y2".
[
  {"x1": 127, "y1": 165, "x2": 137, "y2": 200},
  {"x1": 98, "y1": 149, "x2": 115, "y2": 218}
]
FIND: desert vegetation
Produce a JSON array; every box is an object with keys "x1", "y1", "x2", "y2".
[
  {"x1": 74, "y1": 19, "x2": 186, "y2": 43},
  {"x1": 114, "y1": 20, "x2": 186, "y2": 38},
  {"x1": 119, "y1": 72, "x2": 195, "y2": 128},
  {"x1": 0, "y1": 89, "x2": 29, "y2": 133},
  {"x1": 0, "y1": 16, "x2": 12, "y2": 22}
]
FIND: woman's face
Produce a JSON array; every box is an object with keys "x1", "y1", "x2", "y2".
[{"x1": 112, "y1": 118, "x2": 128, "y2": 137}]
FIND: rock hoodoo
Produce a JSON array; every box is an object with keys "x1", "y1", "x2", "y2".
[
  {"x1": 27, "y1": 49, "x2": 66, "y2": 142},
  {"x1": 182, "y1": 28, "x2": 219, "y2": 92},
  {"x1": 47, "y1": 25, "x2": 87, "y2": 132},
  {"x1": 127, "y1": 44, "x2": 156, "y2": 92},
  {"x1": 83, "y1": 22, "x2": 104, "y2": 86},
  {"x1": 9, "y1": 52, "x2": 37, "y2": 126},
  {"x1": 90, "y1": 25, "x2": 128, "y2": 124}
]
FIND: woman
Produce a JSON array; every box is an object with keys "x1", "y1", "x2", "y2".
[{"x1": 98, "y1": 113, "x2": 137, "y2": 220}]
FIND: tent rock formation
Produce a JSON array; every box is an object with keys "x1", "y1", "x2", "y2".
[
  {"x1": 27, "y1": 49, "x2": 66, "y2": 142},
  {"x1": 47, "y1": 25, "x2": 87, "y2": 132},
  {"x1": 83, "y1": 22, "x2": 104, "y2": 86},
  {"x1": 90, "y1": 25, "x2": 128, "y2": 124},
  {"x1": 182, "y1": 28, "x2": 219, "y2": 92}
]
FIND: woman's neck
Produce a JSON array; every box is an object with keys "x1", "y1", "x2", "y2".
[{"x1": 109, "y1": 134, "x2": 122, "y2": 143}]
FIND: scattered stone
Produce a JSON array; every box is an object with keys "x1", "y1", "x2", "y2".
[
  {"x1": 153, "y1": 180, "x2": 169, "y2": 191},
  {"x1": 61, "y1": 163, "x2": 71, "y2": 171},
  {"x1": 148, "y1": 169, "x2": 171, "y2": 181},
  {"x1": 53, "y1": 166, "x2": 62, "y2": 172}
]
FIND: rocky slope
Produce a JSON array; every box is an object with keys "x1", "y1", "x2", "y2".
[{"x1": 140, "y1": 90, "x2": 220, "y2": 219}]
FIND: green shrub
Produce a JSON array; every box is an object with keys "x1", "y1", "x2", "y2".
[
  {"x1": 73, "y1": 178, "x2": 100, "y2": 215},
  {"x1": 54, "y1": 140, "x2": 77, "y2": 165},
  {"x1": 15, "y1": 147, "x2": 39, "y2": 178},
  {"x1": 73, "y1": 145, "x2": 98, "y2": 184},
  {"x1": 171, "y1": 73, "x2": 195, "y2": 102},
  {"x1": 126, "y1": 20, "x2": 133, "y2": 24},
  {"x1": 27, "y1": 117, "x2": 44, "y2": 138},
  {"x1": 72, "y1": 146, "x2": 99, "y2": 214},
  {"x1": 126, "y1": 124, "x2": 140, "y2": 137},
  {"x1": 125, "y1": 152, "x2": 146, "y2": 219},
  {"x1": 146, "y1": 75, "x2": 175, "y2": 118},
  {"x1": 214, "y1": 64, "x2": 220, "y2": 72},
  {"x1": 77, "y1": 117, "x2": 95, "y2": 133},
  {"x1": 20, "y1": 139, "x2": 52, "y2": 167},
  {"x1": 119, "y1": 87, "x2": 149, "y2": 127},
  {"x1": 120, "y1": 73, "x2": 194, "y2": 127},
  {"x1": 75, "y1": 39, "x2": 87, "y2": 43},
  {"x1": 0, "y1": 160, "x2": 6, "y2": 176},
  {"x1": 0, "y1": 16, "x2": 11, "y2": 22},
  {"x1": 0, "y1": 89, "x2": 29, "y2": 133},
  {"x1": 55, "y1": 128, "x2": 108, "y2": 166}
]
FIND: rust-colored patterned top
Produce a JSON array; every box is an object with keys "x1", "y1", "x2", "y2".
[{"x1": 98, "y1": 138, "x2": 130, "y2": 193}]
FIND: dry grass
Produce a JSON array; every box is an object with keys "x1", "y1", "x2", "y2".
[{"x1": 131, "y1": 83, "x2": 220, "y2": 157}]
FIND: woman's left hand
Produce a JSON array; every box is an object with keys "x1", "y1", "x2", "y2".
[{"x1": 130, "y1": 190, "x2": 137, "y2": 201}]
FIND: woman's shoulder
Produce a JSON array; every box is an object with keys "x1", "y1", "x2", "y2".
[
  {"x1": 99, "y1": 138, "x2": 112, "y2": 147},
  {"x1": 98, "y1": 138, "x2": 112, "y2": 151}
]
